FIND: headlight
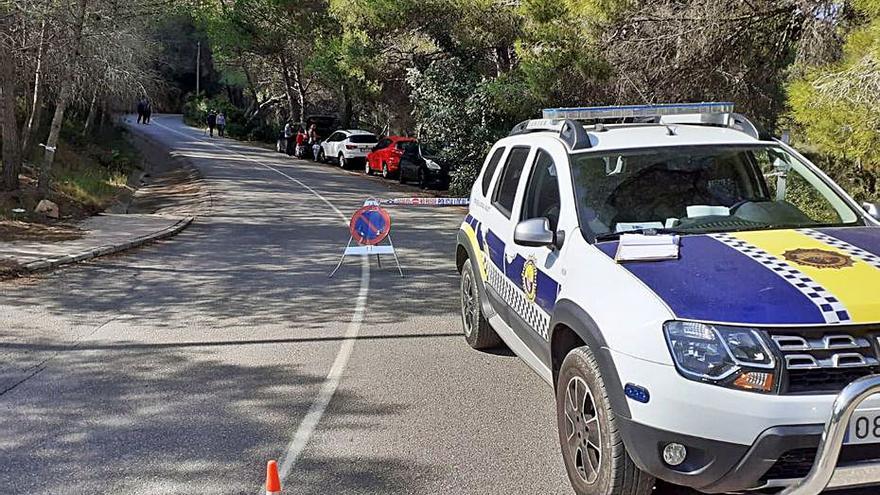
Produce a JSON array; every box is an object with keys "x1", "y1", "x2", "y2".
[
  {"x1": 663, "y1": 321, "x2": 777, "y2": 393},
  {"x1": 425, "y1": 159, "x2": 441, "y2": 171}
]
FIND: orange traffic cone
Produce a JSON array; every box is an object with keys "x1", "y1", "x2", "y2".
[{"x1": 266, "y1": 460, "x2": 282, "y2": 495}]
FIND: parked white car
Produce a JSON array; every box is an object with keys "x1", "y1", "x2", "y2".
[
  {"x1": 318, "y1": 129, "x2": 378, "y2": 169},
  {"x1": 456, "y1": 102, "x2": 880, "y2": 495}
]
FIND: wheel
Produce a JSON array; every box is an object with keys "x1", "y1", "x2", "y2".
[
  {"x1": 418, "y1": 168, "x2": 427, "y2": 189},
  {"x1": 365, "y1": 160, "x2": 372, "y2": 175},
  {"x1": 556, "y1": 347, "x2": 654, "y2": 495},
  {"x1": 382, "y1": 162, "x2": 389, "y2": 179},
  {"x1": 339, "y1": 154, "x2": 347, "y2": 169},
  {"x1": 460, "y1": 260, "x2": 502, "y2": 349}
]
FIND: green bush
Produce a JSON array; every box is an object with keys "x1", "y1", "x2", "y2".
[{"x1": 407, "y1": 59, "x2": 510, "y2": 196}]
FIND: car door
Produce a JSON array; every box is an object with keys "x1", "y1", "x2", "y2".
[
  {"x1": 325, "y1": 132, "x2": 344, "y2": 157},
  {"x1": 481, "y1": 145, "x2": 533, "y2": 336},
  {"x1": 370, "y1": 138, "x2": 391, "y2": 170},
  {"x1": 503, "y1": 147, "x2": 568, "y2": 365}
]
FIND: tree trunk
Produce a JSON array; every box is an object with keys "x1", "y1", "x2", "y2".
[
  {"x1": 82, "y1": 87, "x2": 98, "y2": 137},
  {"x1": 278, "y1": 55, "x2": 298, "y2": 120},
  {"x1": 37, "y1": 0, "x2": 88, "y2": 193},
  {"x1": 38, "y1": 84, "x2": 69, "y2": 193},
  {"x1": 292, "y1": 65, "x2": 307, "y2": 123},
  {"x1": 0, "y1": 46, "x2": 22, "y2": 191},
  {"x1": 21, "y1": 15, "x2": 48, "y2": 158}
]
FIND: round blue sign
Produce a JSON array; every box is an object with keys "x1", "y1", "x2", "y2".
[{"x1": 349, "y1": 206, "x2": 391, "y2": 245}]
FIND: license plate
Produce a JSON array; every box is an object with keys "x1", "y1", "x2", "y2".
[{"x1": 846, "y1": 409, "x2": 880, "y2": 444}]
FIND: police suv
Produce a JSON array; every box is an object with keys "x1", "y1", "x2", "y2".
[{"x1": 455, "y1": 103, "x2": 880, "y2": 494}]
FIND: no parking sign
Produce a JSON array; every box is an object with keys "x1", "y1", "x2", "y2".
[
  {"x1": 349, "y1": 205, "x2": 391, "y2": 246},
  {"x1": 330, "y1": 199, "x2": 403, "y2": 277}
]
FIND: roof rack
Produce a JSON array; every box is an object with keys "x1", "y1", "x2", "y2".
[{"x1": 508, "y1": 102, "x2": 773, "y2": 149}]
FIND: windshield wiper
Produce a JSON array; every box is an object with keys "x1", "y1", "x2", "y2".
[{"x1": 594, "y1": 228, "x2": 681, "y2": 242}]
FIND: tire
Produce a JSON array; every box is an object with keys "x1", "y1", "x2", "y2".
[
  {"x1": 556, "y1": 346, "x2": 654, "y2": 495},
  {"x1": 339, "y1": 154, "x2": 347, "y2": 169},
  {"x1": 365, "y1": 160, "x2": 372, "y2": 175},
  {"x1": 317, "y1": 149, "x2": 326, "y2": 163},
  {"x1": 459, "y1": 260, "x2": 502, "y2": 349}
]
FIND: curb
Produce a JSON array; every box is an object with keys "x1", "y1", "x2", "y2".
[{"x1": 10, "y1": 216, "x2": 195, "y2": 277}]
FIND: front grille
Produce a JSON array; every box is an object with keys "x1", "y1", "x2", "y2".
[
  {"x1": 761, "y1": 445, "x2": 880, "y2": 482},
  {"x1": 767, "y1": 329, "x2": 880, "y2": 394}
]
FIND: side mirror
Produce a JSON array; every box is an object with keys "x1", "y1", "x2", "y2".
[
  {"x1": 863, "y1": 202, "x2": 880, "y2": 221},
  {"x1": 514, "y1": 218, "x2": 555, "y2": 247}
]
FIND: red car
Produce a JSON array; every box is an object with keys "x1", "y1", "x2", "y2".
[{"x1": 365, "y1": 136, "x2": 417, "y2": 179}]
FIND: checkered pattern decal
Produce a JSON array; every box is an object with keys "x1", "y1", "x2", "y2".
[
  {"x1": 487, "y1": 262, "x2": 550, "y2": 340},
  {"x1": 798, "y1": 229, "x2": 880, "y2": 270},
  {"x1": 712, "y1": 233, "x2": 852, "y2": 324}
]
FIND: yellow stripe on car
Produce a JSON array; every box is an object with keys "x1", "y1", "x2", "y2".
[
  {"x1": 461, "y1": 222, "x2": 488, "y2": 281},
  {"x1": 733, "y1": 230, "x2": 880, "y2": 323}
]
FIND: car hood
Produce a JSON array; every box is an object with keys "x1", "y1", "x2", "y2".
[{"x1": 595, "y1": 227, "x2": 880, "y2": 326}]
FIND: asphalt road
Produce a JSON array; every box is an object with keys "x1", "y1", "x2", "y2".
[{"x1": 0, "y1": 115, "x2": 872, "y2": 495}]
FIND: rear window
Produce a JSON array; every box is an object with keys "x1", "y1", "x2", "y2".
[
  {"x1": 481, "y1": 147, "x2": 506, "y2": 196},
  {"x1": 349, "y1": 134, "x2": 377, "y2": 144}
]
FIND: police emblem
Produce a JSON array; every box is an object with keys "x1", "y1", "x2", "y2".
[
  {"x1": 522, "y1": 257, "x2": 538, "y2": 302},
  {"x1": 783, "y1": 248, "x2": 854, "y2": 269}
]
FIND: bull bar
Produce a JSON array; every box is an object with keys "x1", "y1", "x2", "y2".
[{"x1": 779, "y1": 374, "x2": 880, "y2": 495}]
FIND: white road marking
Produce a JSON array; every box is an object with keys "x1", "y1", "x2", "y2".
[{"x1": 149, "y1": 117, "x2": 370, "y2": 485}]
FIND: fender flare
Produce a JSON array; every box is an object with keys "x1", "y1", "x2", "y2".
[
  {"x1": 456, "y1": 230, "x2": 497, "y2": 320},
  {"x1": 549, "y1": 300, "x2": 631, "y2": 419}
]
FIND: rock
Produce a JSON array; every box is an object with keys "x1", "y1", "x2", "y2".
[{"x1": 34, "y1": 199, "x2": 60, "y2": 219}]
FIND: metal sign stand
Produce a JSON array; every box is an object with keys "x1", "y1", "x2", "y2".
[{"x1": 329, "y1": 199, "x2": 404, "y2": 278}]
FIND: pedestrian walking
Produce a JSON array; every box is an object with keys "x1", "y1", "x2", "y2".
[
  {"x1": 282, "y1": 121, "x2": 295, "y2": 155},
  {"x1": 206, "y1": 110, "x2": 217, "y2": 137},
  {"x1": 216, "y1": 112, "x2": 226, "y2": 137},
  {"x1": 309, "y1": 124, "x2": 321, "y2": 160},
  {"x1": 136, "y1": 98, "x2": 145, "y2": 124},
  {"x1": 144, "y1": 99, "x2": 152, "y2": 124},
  {"x1": 295, "y1": 127, "x2": 307, "y2": 158}
]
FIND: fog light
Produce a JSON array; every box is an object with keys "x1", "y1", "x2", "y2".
[{"x1": 663, "y1": 443, "x2": 687, "y2": 466}]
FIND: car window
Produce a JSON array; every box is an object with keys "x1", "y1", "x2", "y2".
[
  {"x1": 521, "y1": 149, "x2": 560, "y2": 231},
  {"x1": 328, "y1": 132, "x2": 342, "y2": 142},
  {"x1": 481, "y1": 147, "x2": 506, "y2": 197},
  {"x1": 399, "y1": 141, "x2": 419, "y2": 155},
  {"x1": 376, "y1": 138, "x2": 391, "y2": 150},
  {"x1": 569, "y1": 145, "x2": 860, "y2": 238},
  {"x1": 349, "y1": 134, "x2": 377, "y2": 144},
  {"x1": 492, "y1": 147, "x2": 530, "y2": 218}
]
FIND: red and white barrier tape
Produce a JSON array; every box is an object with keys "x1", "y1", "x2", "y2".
[{"x1": 378, "y1": 197, "x2": 469, "y2": 207}]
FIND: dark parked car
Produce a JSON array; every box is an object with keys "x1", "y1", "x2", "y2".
[{"x1": 397, "y1": 142, "x2": 450, "y2": 189}]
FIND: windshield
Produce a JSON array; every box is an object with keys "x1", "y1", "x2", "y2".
[
  {"x1": 570, "y1": 145, "x2": 861, "y2": 239},
  {"x1": 349, "y1": 134, "x2": 377, "y2": 144}
]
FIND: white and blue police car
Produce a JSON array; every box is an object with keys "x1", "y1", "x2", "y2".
[{"x1": 456, "y1": 103, "x2": 880, "y2": 495}]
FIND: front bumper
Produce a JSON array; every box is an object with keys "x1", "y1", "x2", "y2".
[{"x1": 619, "y1": 375, "x2": 880, "y2": 493}]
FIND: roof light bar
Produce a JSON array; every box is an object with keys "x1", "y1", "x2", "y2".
[{"x1": 542, "y1": 102, "x2": 735, "y2": 121}]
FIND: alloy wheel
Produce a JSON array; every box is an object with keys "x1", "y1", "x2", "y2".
[
  {"x1": 460, "y1": 268, "x2": 478, "y2": 338},
  {"x1": 339, "y1": 154, "x2": 346, "y2": 168},
  {"x1": 382, "y1": 163, "x2": 389, "y2": 178},
  {"x1": 564, "y1": 376, "x2": 602, "y2": 485}
]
